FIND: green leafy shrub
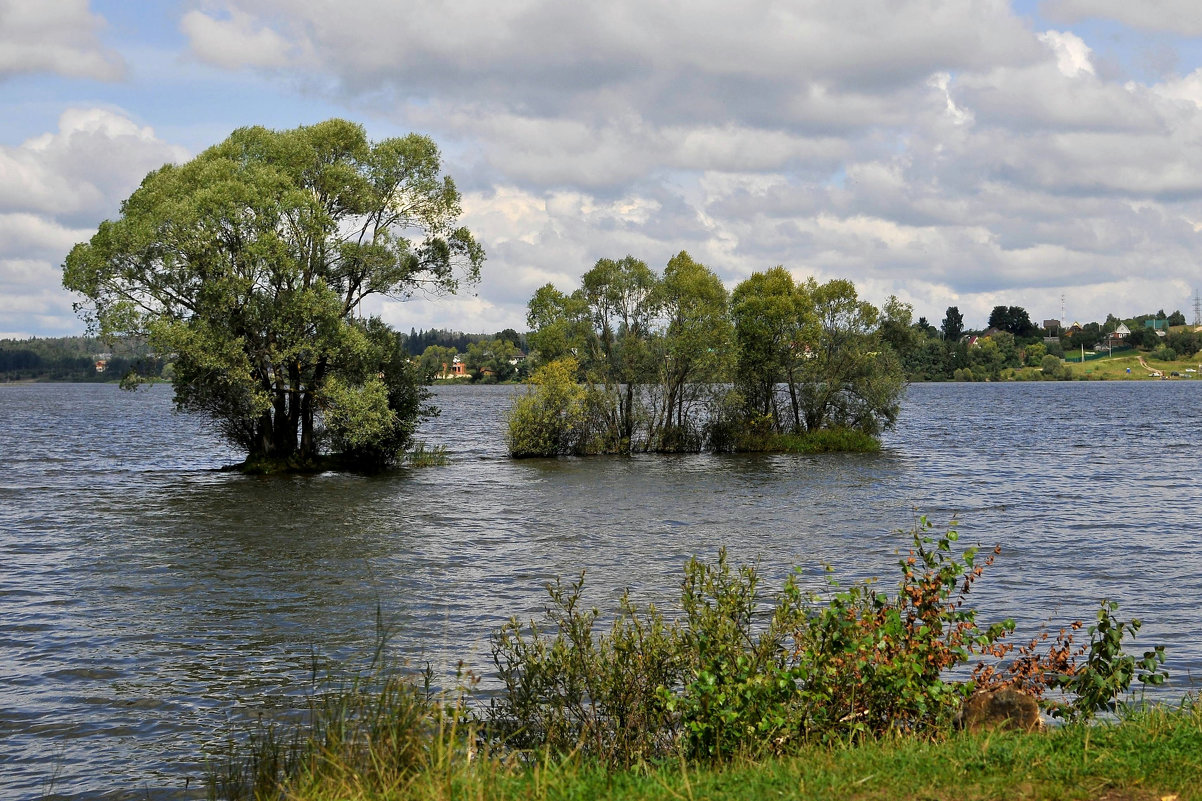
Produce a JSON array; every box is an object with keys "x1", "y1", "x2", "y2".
[
  {"x1": 487, "y1": 520, "x2": 1017, "y2": 761},
  {"x1": 972, "y1": 599, "x2": 1168, "y2": 722},
  {"x1": 667, "y1": 551, "x2": 809, "y2": 761},
  {"x1": 791, "y1": 519, "x2": 1013, "y2": 740},
  {"x1": 1041, "y1": 354, "x2": 1062, "y2": 378},
  {"x1": 1152, "y1": 346, "x2": 1177, "y2": 362},
  {"x1": 404, "y1": 441, "x2": 450, "y2": 467},
  {"x1": 505, "y1": 358, "x2": 606, "y2": 457},
  {"x1": 488, "y1": 574, "x2": 683, "y2": 765},
  {"x1": 484, "y1": 519, "x2": 1169, "y2": 765},
  {"x1": 1048, "y1": 600, "x2": 1168, "y2": 721}
]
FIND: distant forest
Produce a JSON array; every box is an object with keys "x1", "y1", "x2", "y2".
[
  {"x1": 403, "y1": 327, "x2": 526, "y2": 356},
  {"x1": 0, "y1": 336, "x2": 167, "y2": 382},
  {"x1": 1, "y1": 329, "x2": 529, "y2": 382}
]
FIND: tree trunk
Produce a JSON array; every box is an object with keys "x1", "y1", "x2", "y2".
[
  {"x1": 623, "y1": 382, "x2": 635, "y2": 448},
  {"x1": 272, "y1": 380, "x2": 294, "y2": 456},
  {"x1": 299, "y1": 358, "x2": 327, "y2": 461},
  {"x1": 786, "y1": 366, "x2": 801, "y2": 433},
  {"x1": 256, "y1": 412, "x2": 274, "y2": 458}
]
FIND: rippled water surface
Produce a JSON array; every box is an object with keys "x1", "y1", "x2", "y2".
[{"x1": 2, "y1": 381, "x2": 1200, "y2": 798}]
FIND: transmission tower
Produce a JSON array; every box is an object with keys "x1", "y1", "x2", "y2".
[{"x1": 1194, "y1": 289, "x2": 1201, "y2": 327}]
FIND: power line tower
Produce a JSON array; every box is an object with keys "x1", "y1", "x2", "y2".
[
  {"x1": 1194, "y1": 289, "x2": 1201, "y2": 327},
  {"x1": 1060, "y1": 293, "x2": 1066, "y2": 326}
]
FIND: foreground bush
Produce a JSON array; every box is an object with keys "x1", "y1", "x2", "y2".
[
  {"x1": 210, "y1": 519, "x2": 1171, "y2": 799},
  {"x1": 488, "y1": 518, "x2": 1167, "y2": 764}
]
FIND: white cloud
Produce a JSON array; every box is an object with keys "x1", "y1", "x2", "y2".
[
  {"x1": 0, "y1": 108, "x2": 188, "y2": 222},
  {"x1": 1154, "y1": 67, "x2": 1202, "y2": 107},
  {"x1": 10, "y1": 0, "x2": 1202, "y2": 338},
  {"x1": 0, "y1": 0, "x2": 123, "y2": 80},
  {"x1": 1038, "y1": 30, "x2": 1096, "y2": 77},
  {"x1": 180, "y1": 7, "x2": 295, "y2": 69},
  {"x1": 0, "y1": 110, "x2": 188, "y2": 338},
  {"x1": 183, "y1": 0, "x2": 1039, "y2": 125}
]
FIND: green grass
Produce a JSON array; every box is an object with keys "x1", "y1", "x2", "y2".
[
  {"x1": 1009, "y1": 350, "x2": 1202, "y2": 381},
  {"x1": 216, "y1": 700, "x2": 1202, "y2": 801},
  {"x1": 404, "y1": 441, "x2": 450, "y2": 467},
  {"x1": 774, "y1": 427, "x2": 882, "y2": 454}
]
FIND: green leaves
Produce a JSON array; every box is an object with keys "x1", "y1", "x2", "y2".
[
  {"x1": 1048, "y1": 599, "x2": 1170, "y2": 721},
  {"x1": 728, "y1": 269, "x2": 904, "y2": 441},
  {"x1": 505, "y1": 357, "x2": 608, "y2": 457}
]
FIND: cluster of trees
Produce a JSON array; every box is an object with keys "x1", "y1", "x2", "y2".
[
  {"x1": 508, "y1": 253, "x2": 905, "y2": 456},
  {"x1": 62, "y1": 119, "x2": 483, "y2": 472},
  {"x1": 413, "y1": 332, "x2": 528, "y2": 383},
  {"x1": 403, "y1": 327, "x2": 526, "y2": 357}
]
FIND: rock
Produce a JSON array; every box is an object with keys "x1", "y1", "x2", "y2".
[{"x1": 955, "y1": 688, "x2": 1042, "y2": 733}]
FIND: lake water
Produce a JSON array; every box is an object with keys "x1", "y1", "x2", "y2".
[{"x1": 1, "y1": 381, "x2": 1200, "y2": 799}]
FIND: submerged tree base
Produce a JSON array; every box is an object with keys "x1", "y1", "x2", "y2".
[
  {"x1": 729, "y1": 426, "x2": 882, "y2": 454},
  {"x1": 221, "y1": 446, "x2": 449, "y2": 475},
  {"x1": 221, "y1": 454, "x2": 357, "y2": 475}
]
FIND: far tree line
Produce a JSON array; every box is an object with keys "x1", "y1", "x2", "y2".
[
  {"x1": 895, "y1": 304, "x2": 1199, "y2": 382},
  {"x1": 7, "y1": 303, "x2": 1195, "y2": 389}
]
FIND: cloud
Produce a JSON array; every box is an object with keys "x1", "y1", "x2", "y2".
[
  {"x1": 0, "y1": 0, "x2": 124, "y2": 80},
  {"x1": 184, "y1": 0, "x2": 1040, "y2": 121},
  {"x1": 12, "y1": 0, "x2": 1202, "y2": 339},
  {"x1": 1041, "y1": 0, "x2": 1202, "y2": 36},
  {"x1": 0, "y1": 110, "x2": 187, "y2": 338},
  {"x1": 180, "y1": 7, "x2": 296, "y2": 69},
  {"x1": 0, "y1": 108, "x2": 189, "y2": 224},
  {"x1": 1038, "y1": 30, "x2": 1097, "y2": 77}
]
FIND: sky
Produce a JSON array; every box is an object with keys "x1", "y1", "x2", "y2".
[{"x1": 4, "y1": 0, "x2": 1202, "y2": 340}]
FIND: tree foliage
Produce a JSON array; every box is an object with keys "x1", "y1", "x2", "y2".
[
  {"x1": 520, "y1": 252, "x2": 732, "y2": 453},
  {"x1": 730, "y1": 271, "x2": 904, "y2": 440},
  {"x1": 63, "y1": 119, "x2": 483, "y2": 470},
  {"x1": 987, "y1": 305, "x2": 1038, "y2": 337},
  {"x1": 514, "y1": 257, "x2": 903, "y2": 454},
  {"x1": 465, "y1": 338, "x2": 523, "y2": 382},
  {"x1": 655, "y1": 252, "x2": 734, "y2": 450},
  {"x1": 941, "y1": 306, "x2": 964, "y2": 342}
]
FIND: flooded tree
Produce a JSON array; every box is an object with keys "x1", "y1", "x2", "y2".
[
  {"x1": 63, "y1": 119, "x2": 483, "y2": 471},
  {"x1": 729, "y1": 270, "x2": 905, "y2": 444}
]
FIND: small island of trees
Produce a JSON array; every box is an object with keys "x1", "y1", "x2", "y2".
[{"x1": 506, "y1": 254, "x2": 907, "y2": 457}]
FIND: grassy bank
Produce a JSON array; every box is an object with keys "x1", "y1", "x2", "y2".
[
  {"x1": 213, "y1": 700, "x2": 1202, "y2": 801},
  {"x1": 1006, "y1": 351, "x2": 1202, "y2": 381}
]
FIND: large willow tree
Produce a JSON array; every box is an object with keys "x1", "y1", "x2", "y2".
[{"x1": 63, "y1": 119, "x2": 483, "y2": 470}]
